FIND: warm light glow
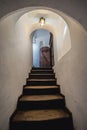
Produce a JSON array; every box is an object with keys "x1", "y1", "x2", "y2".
[{"x1": 39, "y1": 17, "x2": 45, "y2": 26}]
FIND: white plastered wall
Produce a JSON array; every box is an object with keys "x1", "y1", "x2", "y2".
[
  {"x1": 53, "y1": 11, "x2": 87, "y2": 130},
  {"x1": 0, "y1": 12, "x2": 32, "y2": 130}
]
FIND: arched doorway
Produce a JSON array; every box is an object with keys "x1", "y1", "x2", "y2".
[{"x1": 31, "y1": 29, "x2": 54, "y2": 68}]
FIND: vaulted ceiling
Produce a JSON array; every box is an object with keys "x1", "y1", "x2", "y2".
[{"x1": 0, "y1": 0, "x2": 87, "y2": 30}]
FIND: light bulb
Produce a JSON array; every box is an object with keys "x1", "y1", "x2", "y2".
[{"x1": 39, "y1": 17, "x2": 45, "y2": 26}]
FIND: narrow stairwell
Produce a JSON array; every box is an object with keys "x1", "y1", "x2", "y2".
[{"x1": 9, "y1": 67, "x2": 74, "y2": 130}]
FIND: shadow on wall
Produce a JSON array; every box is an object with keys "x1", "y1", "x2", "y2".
[{"x1": 54, "y1": 15, "x2": 87, "y2": 130}]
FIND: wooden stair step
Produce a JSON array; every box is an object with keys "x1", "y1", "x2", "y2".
[
  {"x1": 19, "y1": 94, "x2": 64, "y2": 101},
  {"x1": 29, "y1": 73, "x2": 55, "y2": 79},
  {"x1": 31, "y1": 70, "x2": 54, "y2": 74},
  {"x1": 28, "y1": 79, "x2": 56, "y2": 81},
  {"x1": 12, "y1": 109, "x2": 70, "y2": 122},
  {"x1": 17, "y1": 94, "x2": 65, "y2": 110},
  {"x1": 23, "y1": 85, "x2": 60, "y2": 95},
  {"x1": 31, "y1": 69, "x2": 53, "y2": 71},
  {"x1": 10, "y1": 109, "x2": 73, "y2": 130},
  {"x1": 24, "y1": 85, "x2": 59, "y2": 89},
  {"x1": 32, "y1": 67, "x2": 52, "y2": 70},
  {"x1": 29, "y1": 73, "x2": 54, "y2": 75},
  {"x1": 27, "y1": 79, "x2": 56, "y2": 86}
]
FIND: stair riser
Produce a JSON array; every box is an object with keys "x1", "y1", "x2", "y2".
[
  {"x1": 17, "y1": 100, "x2": 65, "y2": 110},
  {"x1": 31, "y1": 71, "x2": 54, "y2": 74},
  {"x1": 29, "y1": 74, "x2": 55, "y2": 79},
  {"x1": 27, "y1": 81, "x2": 56, "y2": 86},
  {"x1": 23, "y1": 88, "x2": 60, "y2": 95},
  {"x1": 32, "y1": 67, "x2": 52, "y2": 70},
  {"x1": 10, "y1": 117, "x2": 73, "y2": 130}
]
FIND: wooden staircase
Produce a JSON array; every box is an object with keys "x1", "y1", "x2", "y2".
[{"x1": 9, "y1": 67, "x2": 74, "y2": 130}]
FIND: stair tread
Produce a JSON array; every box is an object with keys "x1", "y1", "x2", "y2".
[
  {"x1": 32, "y1": 67, "x2": 52, "y2": 69},
  {"x1": 30, "y1": 73, "x2": 54, "y2": 75},
  {"x1": 28, "y1": 79, "x2": 56, "y2": 81},
  {"x1": 13, "y1": 109, "x2": 70, "y2": 122},
  {"x1": 32, "y1": 69, "x2": 53, "y2": 71},
  {"x1": 25, "y1": 85, "x2": 59, "y2": 89},
  {"x1": 19, "y1": 94, "x2": 64, "y2": 101}
]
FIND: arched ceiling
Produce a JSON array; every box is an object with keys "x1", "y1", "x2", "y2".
[
  {"x1": 14, "y1": 8, "x2": 71, "y2": 60},
  {"x1": 0, "y1": 0, "x2": 87, "y2": 30},
  {"x1": 16, "y1": 9, "x2": 67, "y2": 34}
]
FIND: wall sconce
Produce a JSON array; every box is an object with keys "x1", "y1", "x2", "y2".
[{"x1": 39, "y1": 17, "x2": 45, "y2": 26}]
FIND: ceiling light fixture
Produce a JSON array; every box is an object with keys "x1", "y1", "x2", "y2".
[{"x1": 39, "y1": 17, "x2": 45, "y2": 26}]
